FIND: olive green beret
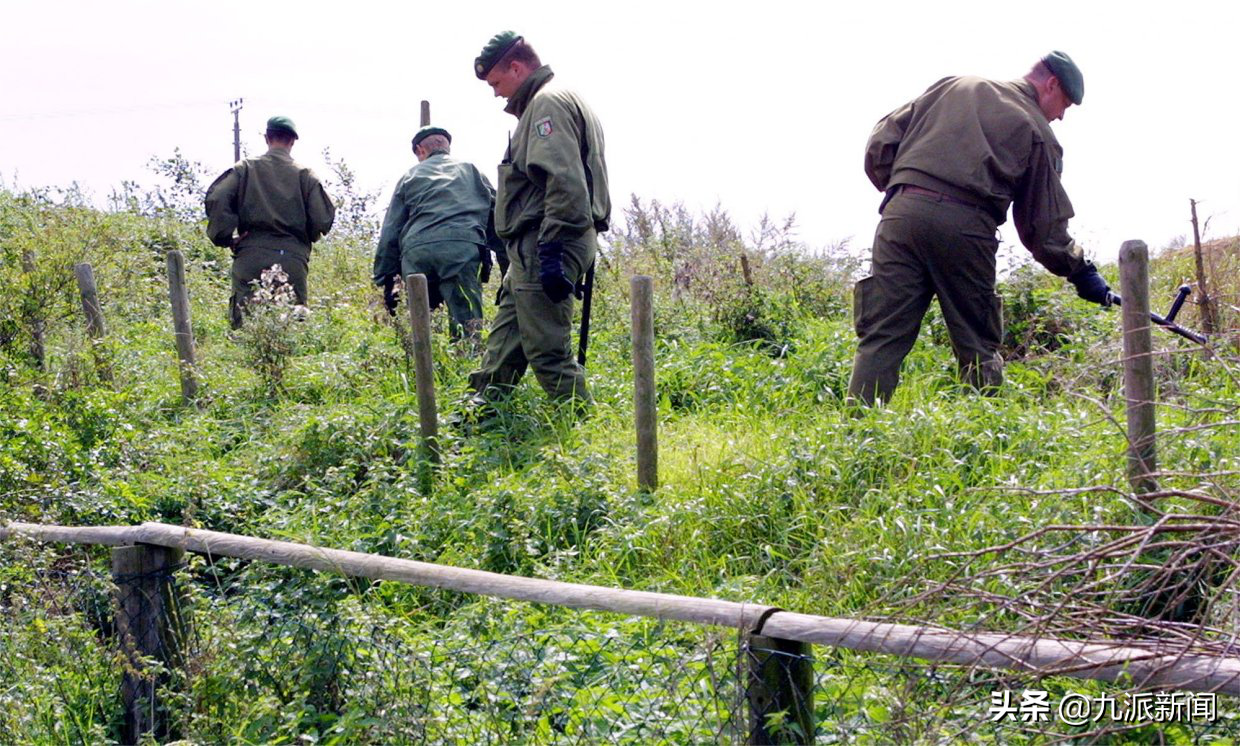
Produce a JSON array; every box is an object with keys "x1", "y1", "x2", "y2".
[
  {"x1": 1042, "y1": 51, "x2": 1084, "y2": 105},
  {"x1": 265, "y1": 115, "x2": 298, "y2": 138},
  {"x1": 475, "y1": 31, "x2": 523, "y2": 79},
  {"x1": 411, "y1": 125, "x2": 451, "y2": 150}
]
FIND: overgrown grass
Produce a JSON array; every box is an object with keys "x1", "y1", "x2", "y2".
[{"x1": 1, "y1": 181, "x2": 1236, "y2": 742}]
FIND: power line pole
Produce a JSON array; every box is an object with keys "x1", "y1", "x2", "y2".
[{"x1": 229, "y1": 98, "x2": 244, "y2": 162}]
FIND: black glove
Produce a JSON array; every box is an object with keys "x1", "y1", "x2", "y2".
[
  {"x1": 537, "y1": 241, "x2": 575, "y2": 303},
  {"x1": 381, "y1": 273, "x2": 401, "y2": 316},
  {"x1": 478, "y1": 245, "x2": 493, "y2": 285},
  {"x1": 1068, "y1": 263, "x2": 1112, "y2": 307},
  {"x1": 425, "y1": 271, "x2": 445, "y2": 310},
  {"x1": 229, "y1": 231, "x2": 249, "y2": 259}
]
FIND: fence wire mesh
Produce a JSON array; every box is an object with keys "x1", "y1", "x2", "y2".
[{"x1": 2, "y1": 543, "x2": 1239, "y2": 744}]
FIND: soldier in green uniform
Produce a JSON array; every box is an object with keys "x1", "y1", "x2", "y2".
[
  {"x1": 373, "y1": 125, "x2": 501, "y2": 346},
  {"x1": 466, "y1": 31, "x2": 611, "y2": 409},
  {"x1": 848, "y1": 52, "x2": 1112, "y2": 405},
  {"x1": 205, "y1": 116, "x2": 336, "y2": 329}
]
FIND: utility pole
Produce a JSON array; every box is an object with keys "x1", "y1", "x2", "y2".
[
  {"x1": 420, "y1": 100, "x2": 430, "y2": 127},
  {"x1": 230, "y1": 98, "x2": 244, "y2": 162}
]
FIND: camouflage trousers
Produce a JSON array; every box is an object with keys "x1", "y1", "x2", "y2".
[{"x1": 848, "y1": 192, "x2": 1004, "y2": 404}]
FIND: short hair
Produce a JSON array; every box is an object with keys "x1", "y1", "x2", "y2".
[
  {"x1": 420, "y1": 134, "x2": 450, "y2": 154},
  {"x1": 498, "y1": 39, "x2": 541, "y2": 71},
  {"x1": 266, "y1": 130, "x2": 297, "y2": 146},
  {"x1": 1025, "y1": 60, "x2": 1055, "y2": 84}
]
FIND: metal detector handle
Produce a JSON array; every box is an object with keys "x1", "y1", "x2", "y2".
[
  {"x1": 1106, "y1": 291, "x2": 1208, "y2": 345},
  {"x1": 1165, "y1": 285, "x2": 1191, "y2": 323}
]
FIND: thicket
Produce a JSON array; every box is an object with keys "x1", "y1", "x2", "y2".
[{"x1": 0, "y1": 167, "x2": 1237, "y2": 742}]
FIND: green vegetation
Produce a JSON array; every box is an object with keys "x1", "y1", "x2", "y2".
[{"x1": 0, "y1": 174, "x2": 1236, "y2": 743}]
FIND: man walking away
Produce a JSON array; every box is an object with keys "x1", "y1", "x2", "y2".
[
  {"x1": 205, "y1": 116, "x2": 335, "y2": 329},
  {"x1": 373, "y1": 125, "x2": 501, "y2": 348}
]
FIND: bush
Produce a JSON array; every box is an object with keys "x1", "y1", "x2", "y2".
[
  {"x1": 233, "y1": 266, "x2": 315, "y2": 394},
  {"x1": 998, "y1": 263, "x2": 1099, "y2": 359}
]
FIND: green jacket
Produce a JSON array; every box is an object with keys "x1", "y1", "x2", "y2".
[
  {"x1": 864, "y1": 76, "x2": 1086, "y2": 277},
  {"x1": 496, "y1": 65, "x2": 610, "y2": 245},
  {"x1": 373, "y1": 152, "x2": 499, "y2": 282},
  {"x1": 204, "y1": 148, "x2": 335, "y2": 258}
]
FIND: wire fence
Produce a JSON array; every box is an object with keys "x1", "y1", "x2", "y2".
[{"x1": 1, "y1": 544, "x2": 1237, "y2": 745}]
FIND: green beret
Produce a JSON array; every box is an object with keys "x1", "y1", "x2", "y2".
[
  {"x1": 411, "y1": 126, "x2": 451, "y2": 150},
  {"x1": 265, "y1": 115, "x2": 298, "y2": 138},
  {"x1": 475, "y1": 31, "x2": 523, "y2": 79},
  {"x1": 1042, "y1": 51, "x2": 1084, "y2": 105}
]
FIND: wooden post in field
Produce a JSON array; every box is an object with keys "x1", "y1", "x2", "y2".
[
  {"x1": 21, "y1": 250, "x2": 45, "y2": 371},
  {"x1": 1119, "y1": 240, "x2": 1158, "y2": 497},
  {"x1": 165, "y1": 251, "x2": 199, "y2": 404},
  {"x1": 112, "y1": 543, "x2": 185, "y2": 745},
  {"x1": 74, "y1": 263, "x2": 107, "y2": 338},
  {"x1": 420, "y1": 100, "x2": 431, "y2": 127},
  {"x1": 406, "y1": 273, "x2": 439, "y2": 462},
  {"x1": 747, "y1": 634, "x2": 815, "y2": 744},
  {"x1": 1189, "y1": 199, "x2": 1218, "y2": 334},
  {"x1": 631, "y1": 276, "x2": 657, "y2": 492},
  {"x1": 74, "y1": 262, "x2": 113, "y2": 382}
]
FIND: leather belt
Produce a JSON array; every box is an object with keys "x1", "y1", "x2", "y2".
[{"x1": 896, "y1": 184, "x2": 980, "y2": 208}]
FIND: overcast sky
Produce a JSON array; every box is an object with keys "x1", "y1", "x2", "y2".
[{"x1": 3, "y1": 1, "x2": 1237, "y2": 267}]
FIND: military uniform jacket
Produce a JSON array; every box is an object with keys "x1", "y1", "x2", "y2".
[
  {"x1": 864, "y1": 76, "x2": 1086, "y2": 277},
  {"x1": 495, "y1": 65, "x2": 610, "y2": 245},
  {"x1": 205, "y1": 148, "x2": 336, "y2": 259},
  {"x1": 373, "y1": 153, "x2": 499, "y2": 282}
]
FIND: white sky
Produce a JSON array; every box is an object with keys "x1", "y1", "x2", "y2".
[{"x1": 2, "y1": 1, "x2": 1238, "y2": 265}]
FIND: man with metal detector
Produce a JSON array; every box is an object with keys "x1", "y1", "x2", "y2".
[
  {"x1": 464, "y1": 31, "x2": 610, "y2": 414},
  {"x1": 848, "y1": 51, "x2": 1112, "y2": 405},
  {"x1": 373, "y1": 125, "x2": 502, "y2": 350}
]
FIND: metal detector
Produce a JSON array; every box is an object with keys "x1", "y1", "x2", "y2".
[{"x1": 1107, "y1": 285, "x2": 1208, "y2": 344}]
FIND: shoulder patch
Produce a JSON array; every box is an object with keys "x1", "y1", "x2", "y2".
[
  {"x1": 534, "y1": 116, "x2": 554, "y2": 138},
  {"x1": 1053, "y1": 156, "x2": 1063, "y2": 175}
]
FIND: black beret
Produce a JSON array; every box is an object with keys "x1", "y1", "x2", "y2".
[{"x1": 411, "y1": 126, "x2": 451, "y2": 150}]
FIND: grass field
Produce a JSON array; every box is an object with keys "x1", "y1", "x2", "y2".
[{"x1": 1, "y1": 183, "x2": 1237, "y2": 743}]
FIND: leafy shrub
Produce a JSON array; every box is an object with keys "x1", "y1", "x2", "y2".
[
  {"x1": 998, "y1": 263, "x2": 1099, "y2": 359},
  {"x1": 233, "y1": 266, "x2": 315, "y2": 393}
]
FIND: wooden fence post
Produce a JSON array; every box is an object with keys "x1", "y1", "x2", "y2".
[
  {"x1": 165, "y1": 251, "x2": 199, "y2": 404},
  {"x1": 112, "y1": 543, "x2": 186, "y2": 744},
  {"x1": 74, "y1": 262, "x2": 112, "y2": 382},
  {"x1": 631, "y1": 276, "x2": 658, "y2": 492},
  {"x1": 22, "y1": 250, "x2": 45, "y2": 371},
  {"x1": 747, "y1": 634, "x2": 815, "y2": 744},
  {"x1": 1119, "y1": 240, "x2": 1158, "y2": 498},
  {"x1": 406, "y1": 273, "x2": 439, "y2": 462}
]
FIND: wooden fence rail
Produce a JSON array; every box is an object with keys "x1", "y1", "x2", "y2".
[{"x1": 5, "y1": 520, "x2": 1238, "y2": 697}]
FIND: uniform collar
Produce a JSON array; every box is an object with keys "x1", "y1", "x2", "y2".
[
  {"x1": 265, "y1": 147, "x2": 294, "y2": 160},
  {"x1": 504, "y1": 65, "x2": 555, "y2": 118},
  {"x1": 1013, "y1": 79, "x2": 1039, "y2": 106}
]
